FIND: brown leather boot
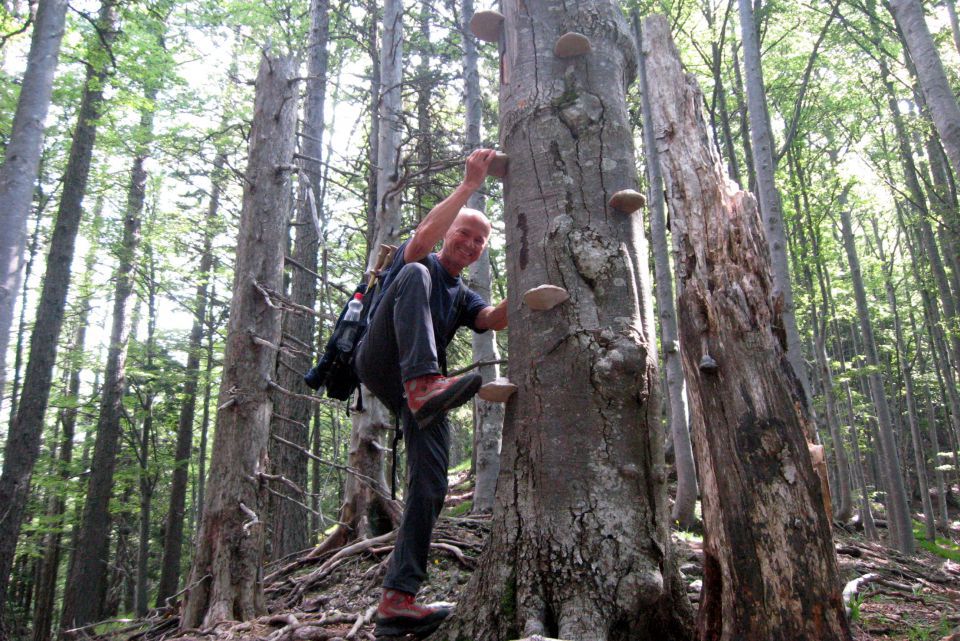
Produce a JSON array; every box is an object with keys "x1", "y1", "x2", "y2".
[{"x1": 373, "y1": 588, "x2": 451, "y2": 638}]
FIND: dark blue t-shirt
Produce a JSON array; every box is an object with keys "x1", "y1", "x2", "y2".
[{"x1": 374, "y1": 240, "x2": 489, "y2": 350}]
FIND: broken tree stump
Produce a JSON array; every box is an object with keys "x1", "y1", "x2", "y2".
[{"x1": 642, "y1": 14, "x2": 851, "y2": 641}]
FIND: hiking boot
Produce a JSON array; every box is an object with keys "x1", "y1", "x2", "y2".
[
  {"x1": 405, "y1": 373, "x2": 482, "y2": 429},
  {"x1": 374, "y1": 588, "x2": 451, "y2": 638}
]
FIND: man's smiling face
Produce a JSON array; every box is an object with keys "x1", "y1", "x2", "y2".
[{"x1": 438, "y1": 209, "x2": 491, "y2": 274}]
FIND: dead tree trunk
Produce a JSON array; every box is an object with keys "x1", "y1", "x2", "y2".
[
  {"x1": 0, "y1": 0, "x2": 68, "y2": 417},
  {"x1": 463, "y1": 0, "x2": 504, "y2": 515},
  {"x1": 438, "y1": 5, "x2": 694, "y2": 640},
  {"x1": 178, "y1": 54, "x2": 297, "y2": 630},
  {"x1": 636, "y1": 13, "x2": 698, "y2": 530},
  {"x1": 643, "y1": 15, "x2": 851, "y2": 641},
  {"x1": 266, "y1": 0, "x2": 330, "y2": 562},
  {"x1": 736, "y1": 0, "x2": 818, "y2": 439}
]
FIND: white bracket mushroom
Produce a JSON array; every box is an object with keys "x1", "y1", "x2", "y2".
[
  {"x1": 554, "y1": 32, "x2": 592, "y2": 58},
  {"x1": 608, "y1": 189, "x2": 646, "y2": 213},
  {"x1": 478, "y1": 378, "x2": 518, "y2": 403},
  {"x1": 469, "y1": 9, "x2": 504, "y2": 43},
  {"x1": 523, "y1": 284, "x2": 570, "y2": 311}
]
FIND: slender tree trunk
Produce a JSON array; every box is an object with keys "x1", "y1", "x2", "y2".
[
  {"x1": 178, "y1": 54, "x2": 297, "y2": 629},
  {"x1": 155, "y1": 154, "x2": 221, "y2": 605},
  {"x1": 8, "y1": 206, "x2": 45, "y2": 431},
  {"x1": 0, "y1": 0, "x2": 69, "y2": 413},
  {"x1": 888, "y1": 0, "x2": 960, "y2": 178},
  {"x1": 838, "y1": 207, "x2": 914, "y2": 553},
  {"x1": 267, "y1": 0, "x2": 330, "y2": 562},
  {"x1": 60, "y1": 76, "x2": 151, "y2": 631},
  {"x1": 439, "y1": 7, "x2": 693, "y2": 640},
  {"x1": 925, "y1": 385, "x2": 950, "y2": 526},
  {"x1": 196, "y1": 293, "x2": 215, "y2": 523},
  {"x1": 737, "y1": 0, "x2": 818, "y2": 437},
  {"x1": 136, "y1": 277, "x2": 157, "y2": 617},
  {"x1": 463, "y1": 0, "x2": 504, "y2": 515},
  {"x1": 645, "y1": 16, "x2": 850, "y2": 639},
  {"x1": 945, "y1": 0, "x2": 960, "y2": 56},
  {"x1": 730, "y1": 42, "x2": 757, "y2": 196},
  {"x1": 31, "y1": 231, "x2": 96, "y2": 641},
  {"x1": 0, "y1": 0, "x2": 117, "y2": 619},
  {"x1": 636, "y1": 14, "x2": 697, "y2": 530}
]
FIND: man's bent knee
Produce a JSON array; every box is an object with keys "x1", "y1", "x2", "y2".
[{"x1": 396, "y1": 262, "x2": 431, "y2": 288}]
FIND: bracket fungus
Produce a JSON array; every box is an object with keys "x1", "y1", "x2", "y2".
[
  {"x1": 554, "y1": 32, "x2": 592, "y2": 58},
  {"x1": 698, "y1": 354, "x2": 718, "y2": 373},
  {"x1": 608, "y1": 189, "x2": 646, "y2": 213},
  {"x1": 478, "y1": 378, "x2": 518, "y2": 403},
  {"x1": 487, "y1": 152, "x2": 509, "y2": 178},
  {"x1": 469, "y1": 9, "x2": 504, "y2": 43},
  {"x1": 523, "y1": 284, "x2": 570, "y2": 311}
]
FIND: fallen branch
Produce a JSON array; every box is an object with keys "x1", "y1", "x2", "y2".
[{"x1": 347, "y1": 605, "x2": 377, "y2": 639}]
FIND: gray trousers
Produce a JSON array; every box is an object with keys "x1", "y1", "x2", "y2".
[{"x1": 355, "y1": 262, "x2": 450, "y2": 595}]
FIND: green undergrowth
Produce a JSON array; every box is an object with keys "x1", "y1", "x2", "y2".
[
  {"x1": 445, "y1": 499, "x2": 473, "y2": 517},
  {"x1": 913, "y1": 522, "x2": 960, "y2": 561},
  {"x1": 450, "y1": 458, "x2": 471, "y2": 474}
]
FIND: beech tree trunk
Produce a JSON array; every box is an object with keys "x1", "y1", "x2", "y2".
[
  {"x1": 838, "y1": 207, "x2": 914, "y2": 554},
  {"x1": 179, "y1": 54, "x2": 297, "y2": 629},
  {"x1": 888, "y1": 0, "x2": 960, "y2": 179},
  {"x1": 0, "y1": 0, "x2": 68, "y2": 415},
  {"x1": 644, "y1": 15, "x2": 851, "y2": 640},
  {"x1": 60, "y1": 73, "x2": 150, "y2": 631},
  {"x1": 636, "y1": 14, "x2": 698, "y2": 530},
  {"x1": 0, "y1": 0, "x2": 117, "y2": 621},
  {"x1": 267, "y1": 0, "x2": 330, "y2": 561},
  {"x1": 463, "y1": 0, "x2": 504, "y2": 515},
  {"x1": 737, "y1": 0, "x2": 818, "y2": 439},
  {"x1": 438, "y1": 5, "x2": 693, "y2": 640}
]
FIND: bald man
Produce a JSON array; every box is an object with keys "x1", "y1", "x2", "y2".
[{"x1": 355, "y1": 149, "x2": 507, "y2": 638}]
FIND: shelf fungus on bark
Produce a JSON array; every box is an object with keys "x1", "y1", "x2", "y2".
[
  {"x1": 608, "y1": 189, "x2": 646, "y2": 213},
  {"x1": 698, "y1": 354, "x2": 718, "y2": 373},
  {"x1": 477, "y1": 378, "x2": 518, "y2": 402},
  {"x1": 487, "y1": 152, "x2": 509, "y2": 178},
  {"x1": 554, "y1": 32, "x2": 592, "y2": 58},
  {"x1": 469, "y1": 9, "x2": 504, "y2": 43},
  {"x1": 522, "y1": 284, "x2": 570, "y2": 311}
]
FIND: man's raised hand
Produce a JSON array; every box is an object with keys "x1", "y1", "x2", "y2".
[{"x1": 463, "y1": 148, "x2": 496, "y2": 190}]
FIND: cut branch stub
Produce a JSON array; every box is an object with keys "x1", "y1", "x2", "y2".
[
  {"x1": 608, "y1": 189, "x2": 646, "y2": 213},
  {"x1": 488, "y1": 152, "x2": 509, "y2": 178},
  {"x1": 469, "y1": 9, "x2": 504, "y2": 43},
  {"x1": 523, "y1": 284, "x2": 569, "y2": 311},
  {"x1": 478, "y1": 378, "x2": 518, "y2": 403},
  {"x1": 554, "y1": 32, "x2": 592, "y2": 58}
]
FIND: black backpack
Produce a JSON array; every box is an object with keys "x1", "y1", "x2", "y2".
[{"x1": 302, "y1": 281, "x2": 373, "y2": 401}]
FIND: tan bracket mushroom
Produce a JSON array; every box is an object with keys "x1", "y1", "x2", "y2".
[
  {"x1": 523, "y1": 284, "x2": 569, "y2": 311},
  {"x1": 488, "y1": 152, "x2": 509, "y2": 178},
  {"x1": 478, "y1": 378, "x2": 518, "y2": 403},
  {"x1": 554, "y1": 32, "x2": 592, "y2": 58},
  {"x1": 469, "y1": 9, "x2": 504, "y2": 43},
  {"x1": 608, "y1": 189, "x2": 646, "y2": 214}
]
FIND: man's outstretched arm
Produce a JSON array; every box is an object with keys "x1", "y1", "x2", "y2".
[
  {"x1": 404, "y1": 148, "x2": 496, "y2": 264},
  {"x1": 475, "y1": 298, "x2": 508, "y2": 331}
]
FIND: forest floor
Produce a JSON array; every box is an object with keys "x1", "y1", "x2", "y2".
[{"x1": 89, "y1": 470, "x2": 960, "y2": 641}]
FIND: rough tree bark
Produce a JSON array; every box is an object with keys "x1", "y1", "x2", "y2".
[
  {"x1": 0, "y1": 0, "x2": 117, "y2": 622},
  {"x1": 463, "y1": 0, "x2": 504, "y2": 515},
  {"x1": 0, "y1": 0, "x2": 68, "y2": 417},
  {"x1": 888, "y1": 0, "x2": 960, "y2": 179},
  {"x1": 838, "y1": 207, "x2": 914, "y2": 554},
  {"x1": 178, "y1": 54, "x2": 297, "y2": 629},
  {"x1": 737, "y1": 0, "x2": 818, "y2": 440},
  {"x1": 60, "y1": 67, "x2": 151, "y2": 630},
  {"x1": 644, "y1": 15, "x2": 851, "y2": 640},
  {"x1": 636, "y1": 14, "x2": 698, "y2": 530},
  {"x1": 267, "y1": 0, "x2": 329, "y2": 562},
  {"x1": 438, "y1": 5, "x2": 694, "y2": 640}
]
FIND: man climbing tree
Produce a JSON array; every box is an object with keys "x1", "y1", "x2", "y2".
[
  {"x1": 354, "y1": 148, "x2": 508, "y2": 638},
  {"x1": 437, "y1": 2, "x2": 694, "y2": 639}
]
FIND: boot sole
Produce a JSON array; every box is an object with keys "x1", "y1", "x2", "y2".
[
  {"x1": 412, "y1": 375, "x2": 482, "y2": 429},
  {"x1": 374, "y1": 614, "x2": 448, "y2": 638}
]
